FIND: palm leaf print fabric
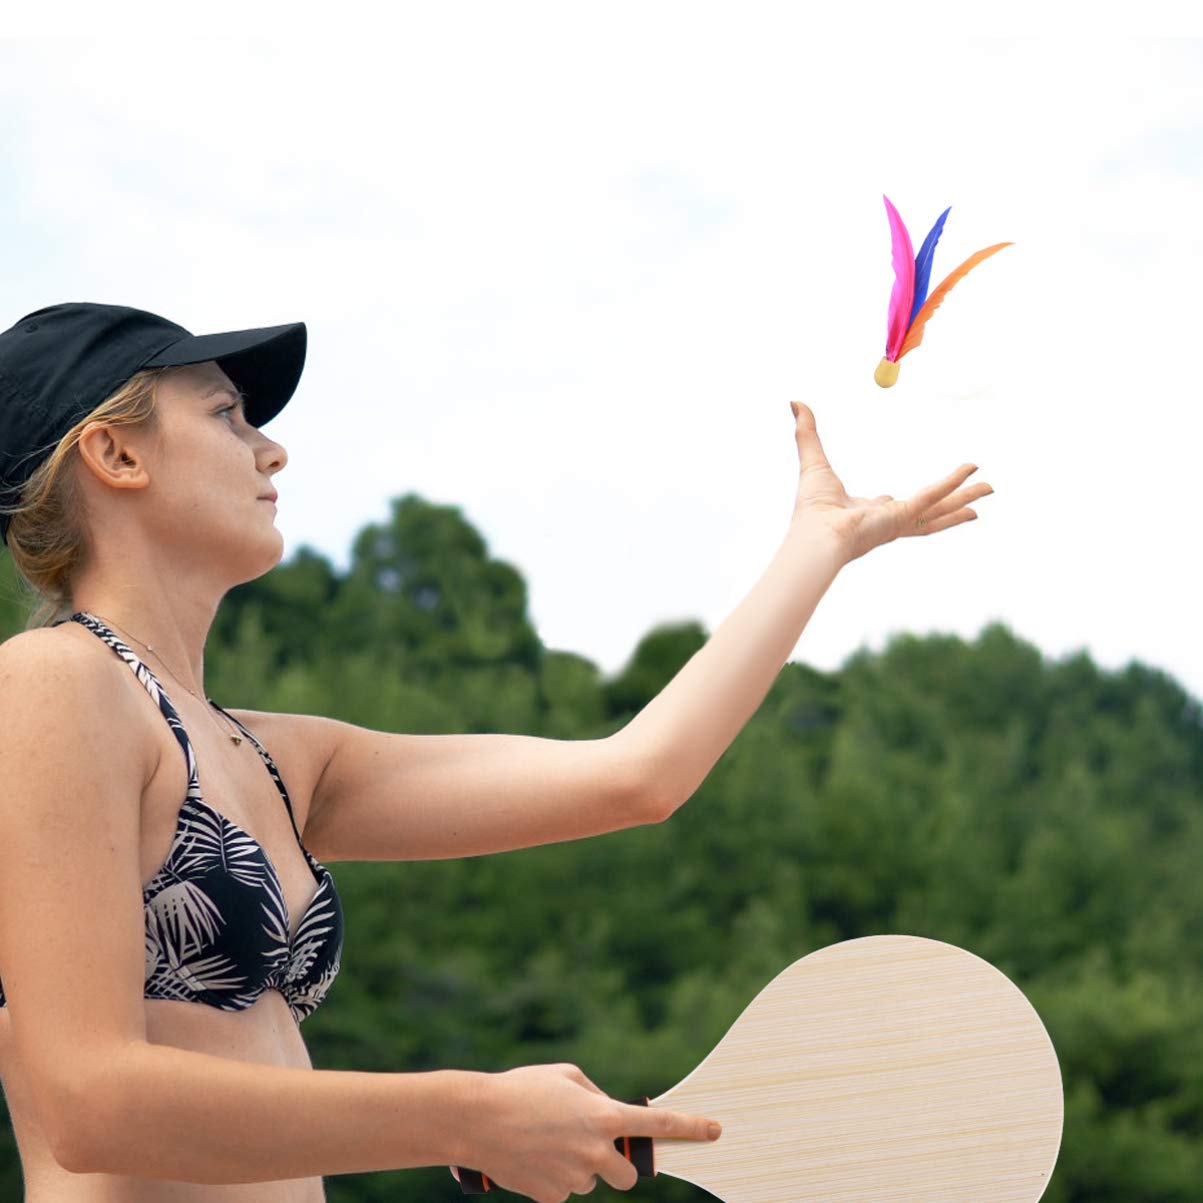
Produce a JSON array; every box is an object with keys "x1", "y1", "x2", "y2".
[{"x1": 0, "y1": 612, "x2": 344, "y2": 1025}]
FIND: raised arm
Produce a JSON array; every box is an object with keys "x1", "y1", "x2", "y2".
[
  {"x1": 0, "y1": 632, "x2": 479, "y2": 1182},
  {"x1": 611, "y1": 403, "x2": 989, "y2": 818},
  {"x1": 611, "y1": 521, "x2": 847, "y2": 819}
]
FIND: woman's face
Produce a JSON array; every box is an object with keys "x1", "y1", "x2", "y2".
[{"x1": 78, "y1": 359, "x2": 289, "y2": 584}]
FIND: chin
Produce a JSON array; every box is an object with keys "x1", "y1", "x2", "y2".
[{"x1": 229, "y1": 526, "x2": 285, "y2": 583}]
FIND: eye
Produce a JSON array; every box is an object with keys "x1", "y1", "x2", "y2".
[{"x1": 218, "y1": 403, "x2": 239, "y2": 421}]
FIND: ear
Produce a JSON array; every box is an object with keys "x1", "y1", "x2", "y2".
[{"x1": 75, "y1": 420, "x2": 154, "y2": 494}]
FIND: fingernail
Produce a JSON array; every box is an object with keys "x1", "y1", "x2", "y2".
[
  {"x1": 790, "y1": 402, "x2": 799, "y2": 418},
  {"x1": 708, "y1": 1123, "x2": 722, "y2": 1140}
]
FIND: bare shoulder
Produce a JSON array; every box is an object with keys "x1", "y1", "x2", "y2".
[
  {"x1": 0, "y1": 624, "x2": 160, "y2": 783},
  {"x1": 1, "y1": 622, "x2": 83, "y2": 656},
  {"x1": 0, "y1": 621, "x2": 140, "y2": 698},
  {"x1": 3, "y1": 619, "x2": 118, "y2": 665},
  {"x1": 217, "y1": 707, "x2": 342, "y2": 836}
]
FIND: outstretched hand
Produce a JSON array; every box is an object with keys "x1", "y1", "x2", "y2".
[{"x1": 788, "y1": 401, "x2": 993, "y2": 564}]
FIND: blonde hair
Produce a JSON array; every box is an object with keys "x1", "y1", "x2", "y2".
[{"x1": 1, "y1": 366, "x2": 173, "y2": 630}]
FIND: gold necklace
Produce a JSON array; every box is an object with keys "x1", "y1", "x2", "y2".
[{"x1": 87, "y1": 611, "x2": 245, "y2": 746}]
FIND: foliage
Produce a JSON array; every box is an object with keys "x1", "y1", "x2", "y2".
[{"x1": 1, "y1": 494, "x2": 1200, "y2": 1201}]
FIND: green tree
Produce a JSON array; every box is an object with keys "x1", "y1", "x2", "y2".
[{"x1": 2, "y1": 498, "x2": 1200, "y2": 1201}]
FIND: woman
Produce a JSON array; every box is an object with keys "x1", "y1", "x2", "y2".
[{"x1": 0, "y1": 302, "x2": 992, "y2": 1202}]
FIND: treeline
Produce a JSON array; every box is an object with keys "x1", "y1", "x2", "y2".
[{"x1": 2, "y1": 492, "x2": 1201, "y2": 1202}]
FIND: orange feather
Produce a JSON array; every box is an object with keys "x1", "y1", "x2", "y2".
[{"x1": 897, "y1": 241, "x2": 1013, "y2": 360}]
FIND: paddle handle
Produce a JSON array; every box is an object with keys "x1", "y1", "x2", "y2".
[{"x1": 454, "y1": 1095, "x2": 656, "y2": 1194}]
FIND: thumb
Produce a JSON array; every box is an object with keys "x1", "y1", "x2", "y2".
[{"x1": 790, "y1": 401, "x2": 831, "y2": 473}]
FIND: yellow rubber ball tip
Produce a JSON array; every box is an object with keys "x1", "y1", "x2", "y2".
[{"x1": 874, "y1": 357, "x2": 900, "y2": 388}]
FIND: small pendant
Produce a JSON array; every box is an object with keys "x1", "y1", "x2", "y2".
[{"x1": 231, "y1": 734, "x2": 243, "y2": 745}]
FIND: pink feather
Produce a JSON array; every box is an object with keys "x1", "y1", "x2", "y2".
[{"x1": 883, "y1": 195, "x2": 915, "y2": 362}]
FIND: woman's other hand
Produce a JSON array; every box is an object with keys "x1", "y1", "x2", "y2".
[{"x1": 788, "y1": 400, "x2": 993, "y2": 564}]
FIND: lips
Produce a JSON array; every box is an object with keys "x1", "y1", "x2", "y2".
[{"x1": 258, "y1": 492, "x2": 278, "y2": 503}]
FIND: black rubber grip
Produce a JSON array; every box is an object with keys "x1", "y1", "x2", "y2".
[{"x1": 455, "y1": 1095, "x2": 656, "y2": 1194}]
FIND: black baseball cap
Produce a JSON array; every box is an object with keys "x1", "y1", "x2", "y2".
[{"x1": 0, "y1": 301, "x2": 307, "y2": 543}]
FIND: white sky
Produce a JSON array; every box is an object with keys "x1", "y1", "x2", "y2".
[{"x1": 2, "y1": 22, "x2": 1202, "y2": 706}]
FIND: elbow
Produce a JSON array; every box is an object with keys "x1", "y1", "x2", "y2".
[
  {"x1": 623, "y1": 765, "x2": 668, "y2": 824},
  {"x1": 46, "y1": 1067, "x2": 122, "y2": 1175},
  {"x1": 47, "y1": 1105, "x2": 94, "y2": 1175},
  {"x1": 608, "y1": 735, "x2": 671, "y2": 824},
  {"x1": 634, "y1": 782, "x2": 673, "y2": 824},
  {"x1": 651, "y1": 795, "x2": 678, "y2": 822},
  {"x1": 51, "y1": 1124, "x2": 91, "y2": 1176}
]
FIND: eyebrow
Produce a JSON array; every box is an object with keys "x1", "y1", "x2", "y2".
[{"x1": 203, "y1": 383, "x2": 247, "y2": 409}]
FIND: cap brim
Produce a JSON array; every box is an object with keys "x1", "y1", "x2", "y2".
[{"x1": 141, "y1": 321, "x2": 306, "y2": 427}]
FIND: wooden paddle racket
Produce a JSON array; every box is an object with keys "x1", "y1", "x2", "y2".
[{"x1": 453, "y1": 934, "x2": 1063, "y2": 1200}]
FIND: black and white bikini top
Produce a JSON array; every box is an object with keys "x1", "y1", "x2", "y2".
[{"x1": 0, "y1": 611, "x2": 344, "y2": 1025}]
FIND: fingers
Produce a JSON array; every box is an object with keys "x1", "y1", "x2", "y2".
[
  {"x1": 910, "y1": 463, "x2": 980, "y2": 515},
  {"x1": 903, "y1": 465, "x2": 980, "y2": 530},
  {"x1": 922, "y1": 482, "x2": 993, "y2": 523},
  {"x1": 598, "y1": 1103, "x2": 721, "y2": 1192},
  {"x1": 912, "y1": 507, "x2": 978, "y2": 535},
  {"x1": 909, "y1": 479, "x2": 993, "y2": 536},
  {"x1": 613, "y1": 1100, "x2": 721, "y2": 1144},
  {"x1": 597, "y1": 1148, "x2": 641, "y2": 1192}
]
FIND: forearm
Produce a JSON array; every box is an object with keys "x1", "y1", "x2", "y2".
[
  {"x1": 616, "y1": 520, "x2": 847, "y2": 817},
  {"x1": 65, "y1": 1039, "x2": 481, "y2": 1184}
]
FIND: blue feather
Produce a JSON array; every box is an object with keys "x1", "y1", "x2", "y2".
[{"x1": 909, "y1": 206, "x2": 952, "y2": 325}]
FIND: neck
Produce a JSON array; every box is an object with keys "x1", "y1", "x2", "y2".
[{"x1": 70, "y1": 598, "x2": 215, "y2": 700}]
